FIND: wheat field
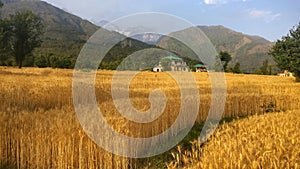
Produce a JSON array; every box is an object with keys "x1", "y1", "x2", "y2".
[
  {"x1": 0, "y1": 66, "x2": 300, "y2": 168},
  {"x1": 168, "y1": 110, "x2": 300, "y2": 169}
]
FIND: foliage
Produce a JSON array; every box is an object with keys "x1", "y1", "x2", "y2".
[
  {"x1": 269, "y1": 22, "x2": 300, "y2": 82},
  {"x1": 49, "y1": 54, "x2": 75, "y2": 69},
  {"x1": 256, "y1": 59, "x2": 272, "y2": 75},
  {"x1": 218, "y1": 51, "x2": 232, "y2": 71},
  {"x1": 0, "y1": 19, "x2": 11, "y2": 58},
  {"x1": 232, "y1": 62, "x2": 241, "y2": 74},
  {"x1": 34, "y1": 54, "x2": 50, "y2": 68},
  {"x1": 0, "y1": 0, "x2": 98, "y2": 68},
  {"x1": 1, "y1": 10, "x2": 44, "y2": 68},
  {"x1": 260, "y1": 59, "x2": 269, "y2": 75}
]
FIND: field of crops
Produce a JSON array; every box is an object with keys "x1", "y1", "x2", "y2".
[
  {"x1": 168, "y1": 110, "x2": 300, "y2": 169},
  {"x1": 0, "y1": 67, "x2": 300, "y2": 168}
]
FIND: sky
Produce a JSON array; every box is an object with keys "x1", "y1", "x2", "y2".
[{"x1": 43, "y1": 0, "x2": 300, "y2": 42}]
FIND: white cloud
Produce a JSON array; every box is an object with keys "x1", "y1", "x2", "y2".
[
  {"x1": 247, "y1": 9, "x2": 281, "y2": 22},
  {"x1": 204, "y1": 0, "x2": 227, "y2": 5},
  {"x1": 203, "y1": 0, "x2": 247, "y2": 5}
]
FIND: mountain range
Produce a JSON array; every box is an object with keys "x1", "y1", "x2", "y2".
[
  {"x1": 0, "y1": 0, "x2": 275, "y2": 72},
  {"x1": 158, "y1": 26, "x2": 275, "y2": 72},
  {"x1": 1, "y1": 0, "x2": 99, "y2": 58}
]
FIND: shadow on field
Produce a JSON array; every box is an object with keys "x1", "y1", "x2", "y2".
[
  {"x1": 137, "y1": 114, "x2": 249, "y2": 168},
  {"x1": 0, "y1": 163, "x2": 17, "y2": 169}
]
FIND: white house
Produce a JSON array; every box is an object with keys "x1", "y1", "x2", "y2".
[
  {"x1": 153, "y1": 63, "x2": 163, "y2": 72},
  {"x1": 277, "y1": 70, "x2": 293, "y2": 77}
]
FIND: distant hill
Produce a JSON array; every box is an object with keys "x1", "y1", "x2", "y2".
[
  {"x1": 0, "y1": 0, "x2": 275, "y2": 72},
  {"x1": 0, "y1": 0, "x2": 154, "y2": 69},
  {"x1": 158, "y1": 26, "x2": 275, "y2": 73},
  {"x1": 199, "y1": 26, "x2": 275, "y2": 72},
  {"x1": 0, "y1": 0, "x2": 99, "y2": 58}
]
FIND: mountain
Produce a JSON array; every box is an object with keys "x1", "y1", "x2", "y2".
[
  {"x1": 96, "y1": 20, "x2": 110, "y2": 27},
  {"x1": 0, "y1": 0, "x2": 99, "y2": 58},
  {"x1": 0, "y1": 0, "x2": 155, "y2": 69},
  {"x1": 158, "y1": 25, "x2": 275, "y2": 73},
  {"x1": 199, "y1": 26, "x2": 275, "y2": 72},
  {"x1": 104, "y1": 24, "x2": 163, "y2": 45},
  {"x1": 0, "y1": 0, "x2": 275, "y2": 72},
  {"x1": 131, "y1": 33, "x2": 162, "y2": 45}
]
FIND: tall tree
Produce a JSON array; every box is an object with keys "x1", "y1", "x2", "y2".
[
  {"x1": 260, "y1": 59, "x2": 270, "y2": 75},
  {"x1": 269, "y1": 22, "x2": 300, "y2": 82},
  {"x1": 6, "y1": 11, "x2": 44, "y2": 68},
  {"x1": 0, "y1": 19, "x2": 11, "y2": 60},
  {"x1": 0, "y1": 0, "x2": 9, "y2": 62},
  {"x1": 218, "y1": 51, "x2": 232, "y2": 72},
  {"x1": 232, "y1": 62, "x2": 241, "y2": 74}
]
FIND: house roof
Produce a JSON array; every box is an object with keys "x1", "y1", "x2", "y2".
[
  {"x1": 194, "y1": 64, "x2": 205, "y2": 68},
  {"x1": 163, "y1": 56, "x2": 183, "y2": 60}
]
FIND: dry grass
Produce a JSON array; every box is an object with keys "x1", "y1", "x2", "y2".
[
  {"x1": 168, "y1": 110, "x2": 300, "y2": 169},
  {"x1": 0, "y1": 66, "x2": 300, "y2": 168}
]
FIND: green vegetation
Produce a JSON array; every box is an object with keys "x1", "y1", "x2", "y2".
[
  {"x1": 231, "y1": 62, "x2": 241, "y2": 74},
  {"x1": 218, "y1": 51, "x2": 232, "y2": 71},
  {"x1": 256, "y1": 59, "x2": 273, "y2": 75},
  {"x1": 0, "y1": 0, "x2": 98, "y2": 68},
  {"x1": 270, "y1": 22, "x2": 300, "y2": 82},
  {"x1": 1, "y1": 10, "x2": 43, "y2": 68},
  {"x1": 99, "y1": 39, "x2": 156, "y2": 70}
]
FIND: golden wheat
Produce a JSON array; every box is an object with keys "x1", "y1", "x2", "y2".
[
  {"x1": 168, "y1": 110, "x2": 300, "y2": 169},
  {"x1": 0, "y1": 66, "x2": 300, "y2": 168}
]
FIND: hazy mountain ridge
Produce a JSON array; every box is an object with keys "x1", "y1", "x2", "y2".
[
  {"x1": 0, "y1": 0, "x2": 275, "y2": 72},
  {"x1": 0, "y1": 0, "x2": 99, "y2": 57},
  {"x1": 198, "y1": 25, "x2": 274, "y2": 72},
  {"x1": 124, "y1": 25, "x2": 275, "y2": 72}
]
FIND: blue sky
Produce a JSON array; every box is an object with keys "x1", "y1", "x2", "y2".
[{"x1": 43, "y1": 0, "x2": 299, "y2": 41}]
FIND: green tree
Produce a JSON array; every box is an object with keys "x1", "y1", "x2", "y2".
[
  {"x1": 269, "y1": 22, "x2": 300, "y2": 82},
  {"x1": 232, "y1": 62, "x2": 241, "y2": 74},
  {"x1": 6, "y1": 11, "x2": 44, "y2": 68},
  {"x1": 260, "y1": 59, "x2": 269, "y2": 75},
  {"x1": 218, "y1": 51, "x2": 232, "y2": 72},
  {"x1": 0, "y1": 2, "x2": 11, "y2": 64},
  {"x1": 0, "y1": 19, "x2": 11, "y2": 59},
  {"x1": 35, "y1": 54, "x2": 50, "y2": 68}
]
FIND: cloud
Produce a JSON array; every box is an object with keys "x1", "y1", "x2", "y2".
[
  {"x1": 247, "y1": 9, "x2": 281, "y2": 22},
  {"x1": 203, "y1": 0, "x2": 247, "y2": 5},
  {"x1": 204, "y1": 0, "x2": 227, "y2": 5}
]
